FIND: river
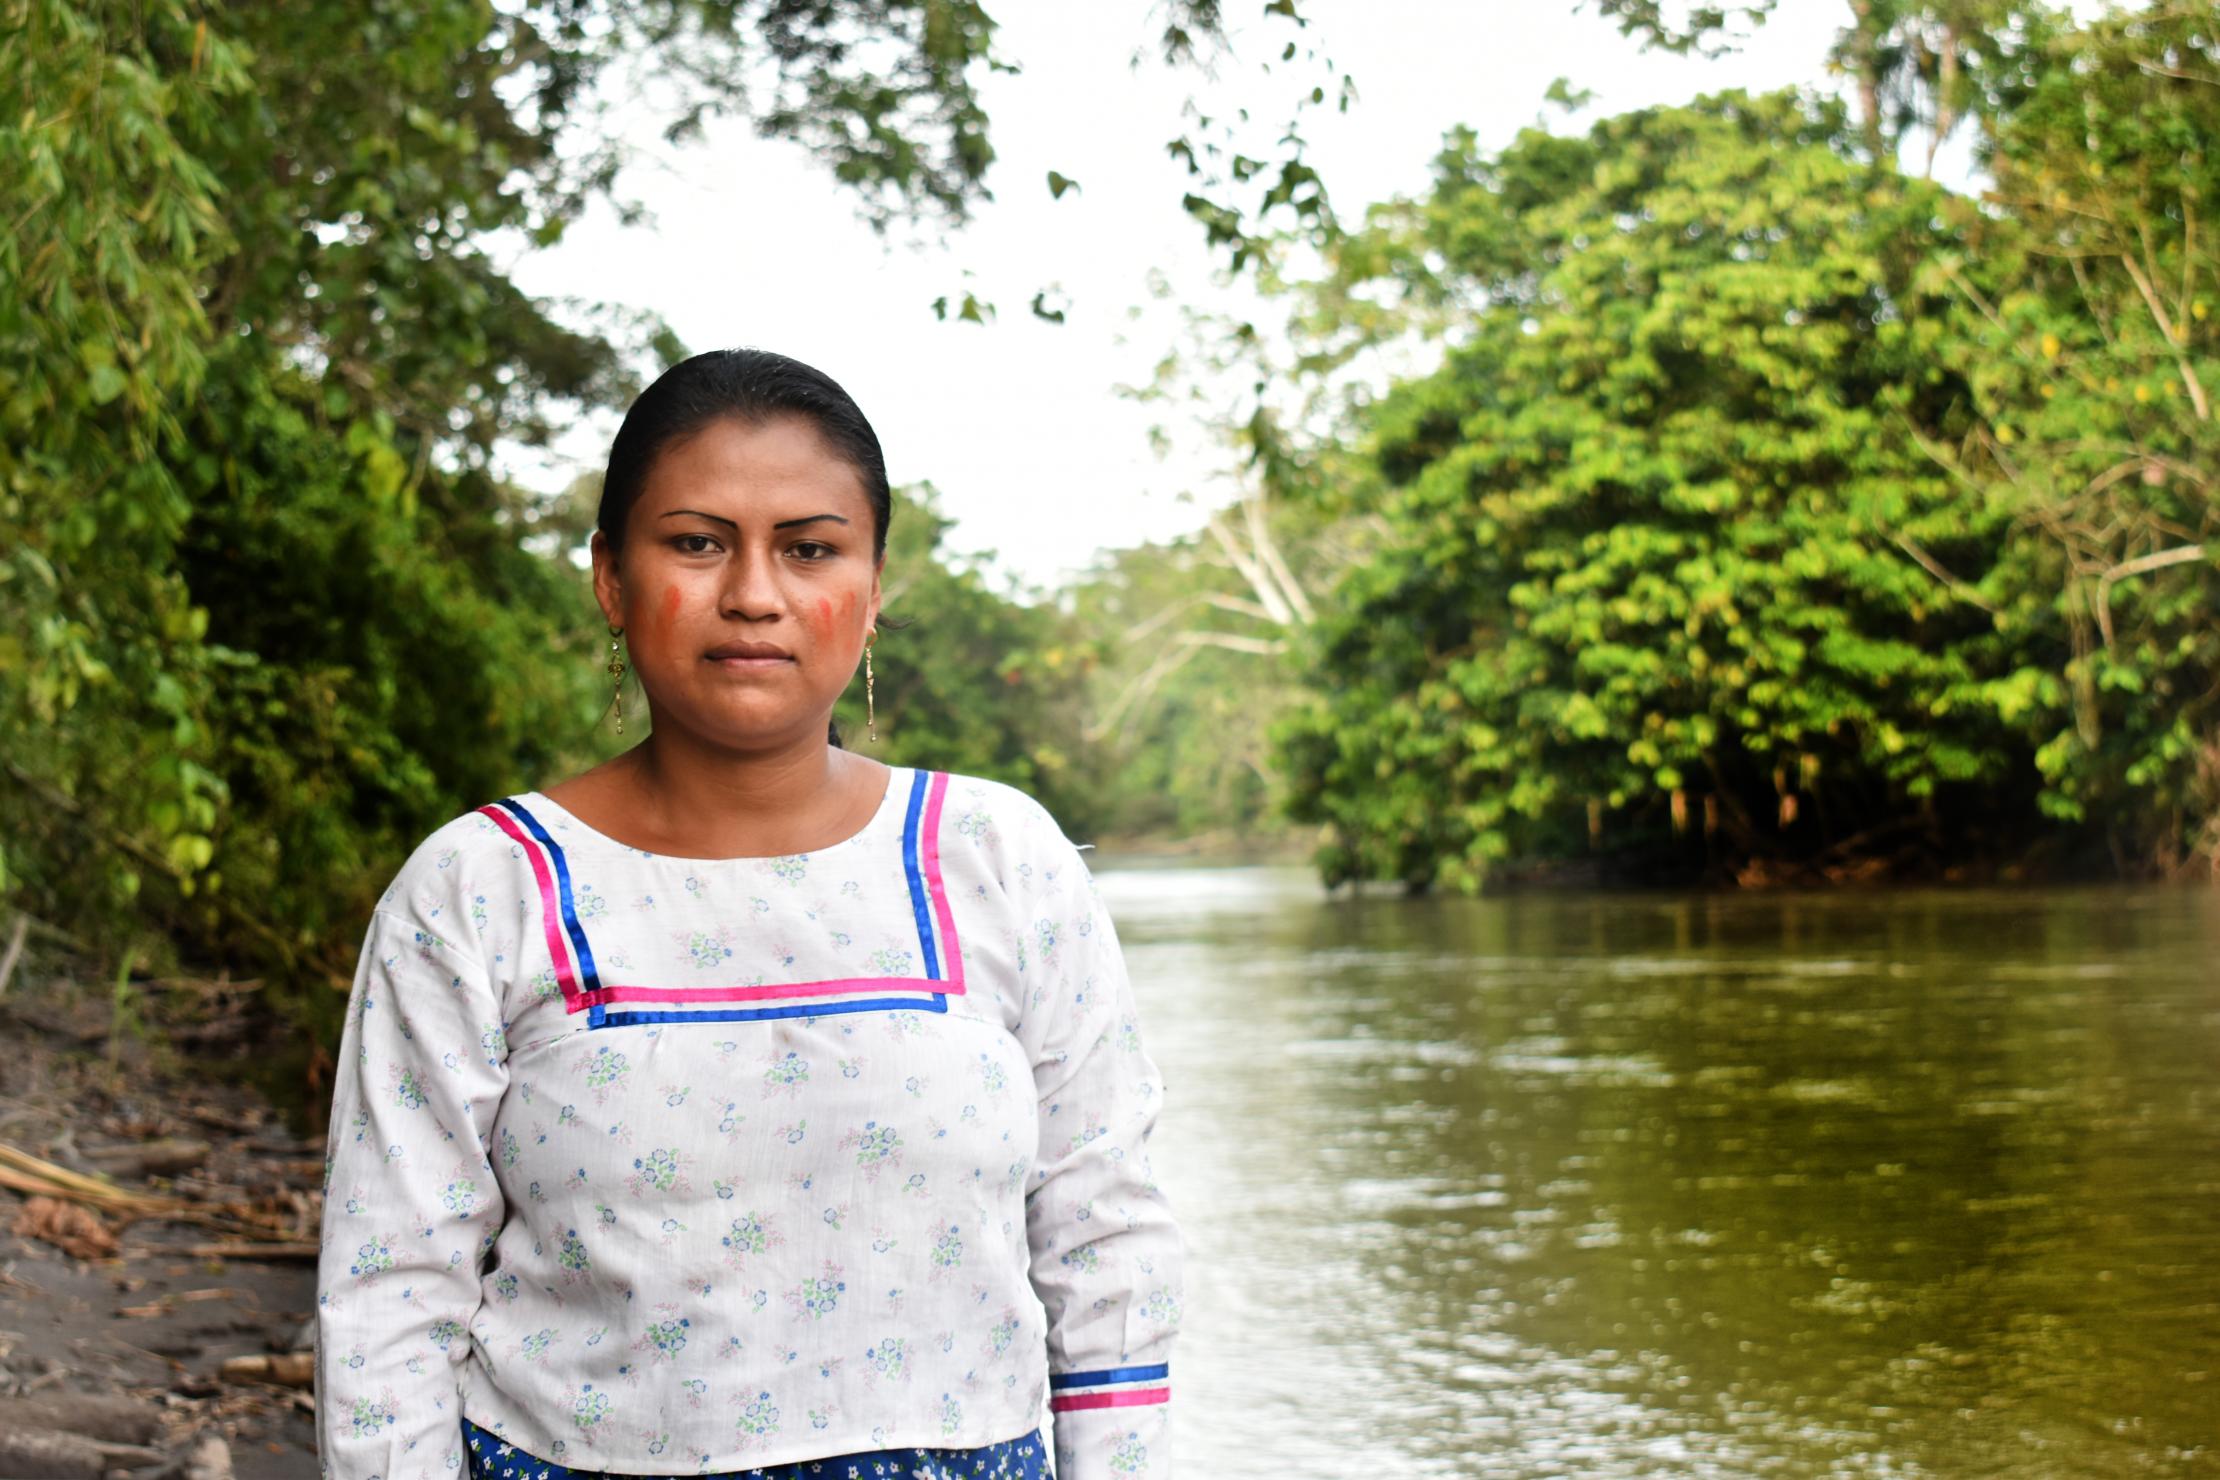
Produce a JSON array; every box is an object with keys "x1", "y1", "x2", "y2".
[{"x1": 1098, "y1": 867, "x2": 2220, "y2": 1477}]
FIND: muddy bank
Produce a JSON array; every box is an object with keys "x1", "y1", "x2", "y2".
[{"x1": 0, "y1": 974, "x2": 322, "y2": 1479}]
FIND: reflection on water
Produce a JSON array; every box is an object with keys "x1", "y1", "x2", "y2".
[{"x1": 1099, "y1": 868, "x2": 2220, "y2": 1478}]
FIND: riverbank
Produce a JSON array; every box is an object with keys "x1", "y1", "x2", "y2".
[
  {"x1": 1089, "y1": 825, "x2": 1315, "y2": 867},
  {"x1": 0, "y1": 972, "x2": 320, "y2": 1479}
]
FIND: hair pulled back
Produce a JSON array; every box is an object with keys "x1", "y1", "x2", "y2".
[
  {"x1": 598, "y1": 348, "x2": 892, "y2": 561},
  {"x1": 599, "y1": 349, "x2": 892, "y2": 750}
]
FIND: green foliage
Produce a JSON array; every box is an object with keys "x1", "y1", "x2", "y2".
[
  {"x1": 1914, "y1": 2, "x2": 2220, "y2": 861},
  {"x1": 1585, "y1": 0, "x2": 2056, "y2": 164},
  {"x1": 1274, "y1": 2, "x2": 2220, "y2": 888},
  {"x1": 1066, "y1": 259, "x2": 1381, "y2": 851},
  {"x1": 830, "y1": 486, "x2": 1103, "y2": 833},
  {"x1": 17, "y1": 0, "x2": 2214, "y2": 1035},
  {"x1": 171, "y1": 347, "x2": 610, "y2": 980},
  {"x1": 1274, "y1": 89, "x2": 2049, "y2": 889},
  {"x1": 2, "y1": 0, "x2": 252, "y2": 939},
  {"x1": 1157, "y1": 1, "x2": 1351, "y2": 277},
  {"x1": 1059, "y1": 535, "x2": 1300, "y2": 845},
  {"x1": 1582, "y1": 0, "x2": 1780, "y2": 57}
]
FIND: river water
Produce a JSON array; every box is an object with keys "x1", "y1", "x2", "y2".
[{"x1": 1098, "y1": 867, "x2": 2220, "y2": 1477}]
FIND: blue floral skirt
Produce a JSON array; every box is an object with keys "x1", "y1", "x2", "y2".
[{"x1": 462, "y1": 1417, "x2": 1052, "y2": 1480}]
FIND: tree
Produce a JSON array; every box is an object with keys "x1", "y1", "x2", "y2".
[
  {"x1": 1584, "y1": 0, "x2": 2058, "y2": 171},
  {"x1": 1065, "y1": 271, "x2": 1386, "y2": 845},
  {"x1": 1909, "y1": 1, "x2": 2220, "y2": 869},
  {"x1": 830, "y1": 485, "x2": 1103, "y2": 833},
  {"x1": 1272, "y1": 90, "x2": 2045, "y2": 890},
  {"x1": 1058, "y1": 523, "x2": 1308, "y2": 846}
]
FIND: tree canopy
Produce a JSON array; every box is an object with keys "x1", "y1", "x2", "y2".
[{"x1": 1270, "y1": 2, "x2": 2220, "y2": 888}]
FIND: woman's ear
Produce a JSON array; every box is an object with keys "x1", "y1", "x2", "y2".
[{"x1": 590, "y1": 530, "x2": 624, "y2": 629}]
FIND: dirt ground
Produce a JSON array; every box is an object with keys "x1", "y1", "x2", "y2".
[{"x1": 0, "y1": 973, "x2": 324, "y2": 1479}]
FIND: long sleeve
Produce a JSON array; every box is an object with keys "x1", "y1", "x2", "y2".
[
  {"x1": 317, "y1": 874, "x2": 510, "y2": 1480},
  {"x1": 1012, "y1": 814, "x2": 1184, "y2": 1480}
]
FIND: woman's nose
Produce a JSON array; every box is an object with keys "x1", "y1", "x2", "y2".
[{"x1": 719, "y1": 545, "x2": 787, "y2": 618}]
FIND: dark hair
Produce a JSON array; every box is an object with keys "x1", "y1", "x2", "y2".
[
  {"x1": 600, "y1": 349, "x2": 895, "y2": 750},
  {"x1": 598, "y1": 348, "x2": 892, "y2": 562}
]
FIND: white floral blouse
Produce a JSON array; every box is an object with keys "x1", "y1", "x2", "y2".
[{"x1": 314, "y1": 767, "x2": 1182, "y2": 1480}]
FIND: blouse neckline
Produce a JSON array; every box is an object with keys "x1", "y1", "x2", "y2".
[{"x1": 516, "y1": 763, "x2": 908, "y2": 865}]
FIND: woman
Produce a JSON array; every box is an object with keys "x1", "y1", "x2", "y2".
[{"x1": 315, "y1": 349, "x2": 1183, "y2": 1480}]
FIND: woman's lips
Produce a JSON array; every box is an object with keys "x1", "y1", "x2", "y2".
[{"x1": 704, "y1": 641, "x2": 794, "y2": 669}]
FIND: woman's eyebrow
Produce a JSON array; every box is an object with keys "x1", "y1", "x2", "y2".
[{"x1": 657, "y1": 510, "x2": 851, "y2": 531}]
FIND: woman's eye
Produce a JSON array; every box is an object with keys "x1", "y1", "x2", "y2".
[{"x1": 666, "y1": 534, "x2": 833, "y2": 558}]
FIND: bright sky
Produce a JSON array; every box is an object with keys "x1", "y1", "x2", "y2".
[{"x1": 509, "y1": 2, "x2": 1855, "y2": 597}]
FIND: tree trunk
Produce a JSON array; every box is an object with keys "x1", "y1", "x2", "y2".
[{"x1": 1846, "y1": 0, "x2": 1888, "y2": 164}]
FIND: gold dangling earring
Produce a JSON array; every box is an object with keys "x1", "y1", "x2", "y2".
[
  {"x1": 864, "y1": 629, "x2": 877, "y2": 745},
  {"x1": 606, "y1": 623, "x2": 627, "y2": 735}
]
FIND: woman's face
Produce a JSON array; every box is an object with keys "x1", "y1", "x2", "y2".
[{"x1": 591, "y1": 414, "x2": 882, "y2": 752}]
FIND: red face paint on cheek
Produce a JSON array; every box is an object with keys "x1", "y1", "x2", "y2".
[{"x1": 631, "y1": 584, "x2": 679, "y2": 658}]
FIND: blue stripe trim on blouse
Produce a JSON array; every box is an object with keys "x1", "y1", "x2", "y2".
[
  {"x1": 495, "y1": 798, "x2": 603, "y2": 994},
  {"x1": 900, "y1": 767, "x2": 941, "y2": 981},
  {"x1": 599, "y1": 993, "x2": 952, "y2": 1029},
  {"x1": 1049, "y1": 1362, "x2": 1171, "y2": 1390}
]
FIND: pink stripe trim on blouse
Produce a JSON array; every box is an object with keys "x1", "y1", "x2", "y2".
[
  {"x1": 562, "y1": 768, "x2": 965, "y2": 1011},
  {"x1": 477, "y1": 804, "x2": 582, "y2": 1009},
  {"x1": 580, "y1": 976, "x2": 956, "y2": 1008},
  {"x1": 921, "y1": 770, "x2": 965, "y2": 990},
  {"x1": 1047, "y1": 1387, "x2": 1172, "y2": 1413}
]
